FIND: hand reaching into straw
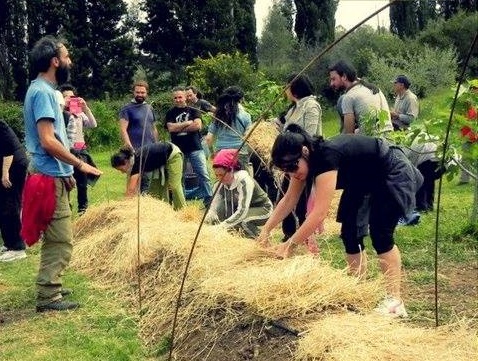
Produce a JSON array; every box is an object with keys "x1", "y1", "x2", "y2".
[
  {"x1": 274, "y1": 239, "x2": 298, "y2": 259},
  {"x1": 256, "y1": 230, "x2": 272, "y2": 248}
]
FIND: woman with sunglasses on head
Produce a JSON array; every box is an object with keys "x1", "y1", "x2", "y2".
[
  {"x1": 257, "y1": 124, "x2": 423, "y2": 318},
  {"x1": 205, "y1": 149, "x2": 273, "y2": 239}
]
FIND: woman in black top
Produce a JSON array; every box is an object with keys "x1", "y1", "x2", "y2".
[
  {"x1": 258, "y1": 124, "x2": 423, "y2": 318},
  {"x1": 111, "y1": 142, "x2": 186, "y2": 210},
  {"x1": 0, "y1": 120, "x2": 29, "y2": 261}
]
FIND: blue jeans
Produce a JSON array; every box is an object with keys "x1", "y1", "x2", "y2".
[{"x1": 184, "y1": 150, "x2": 213, "y2": 205}]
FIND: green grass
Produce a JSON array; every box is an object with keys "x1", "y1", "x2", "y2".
[
  {"x1": 0, "y1": 152, "x2": 149, "y2": 361},
  {"x1": 1, "y1": 103, "x2": 476, "y2": 359},
  {"x1": 69, "y1": 150, "x2": 125, "y2": 215}
]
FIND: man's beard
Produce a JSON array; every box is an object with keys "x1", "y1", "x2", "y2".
[
  {"x1": 333, "y1": 84, "x2": 346, "y2": 92},
  {"x1": 56, "y1": 63, "x2": 70, "y2": 85},
  {"x1": 135, "y1": 96, "x2": 145, "y2": 104}
]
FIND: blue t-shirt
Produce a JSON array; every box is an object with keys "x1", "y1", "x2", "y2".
[
  {"x1": 119, "y1": 101, "x2": 156, "y2": 149},
  {"x1": 24, "y1": 77, "x2": 73, "y2": 177},
  {"x1": 208, "y1": 109, "x2": 251, "y2": 151}
]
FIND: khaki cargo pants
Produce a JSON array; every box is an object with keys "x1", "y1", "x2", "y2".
[{"x1": 36, "y1": 178, "x2": 73, "y2": 307}]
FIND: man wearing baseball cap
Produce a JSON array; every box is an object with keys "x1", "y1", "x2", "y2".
[{"x1": 391, "y1": 75, "x2": 419, "y2": 131}]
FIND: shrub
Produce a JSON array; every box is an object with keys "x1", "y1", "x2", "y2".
[
  {"x1": 244, "y1": 80, "x2": 289, "y2": 121},
  {"x1": 417, "y1": 11, "x2": 478, "y2": 78},
  {"x1": 86, "y1": 100, "x2": 124, "y2": 150},
  {"x1": 366, "y1": 45, "x2": 457, "y2": 99},
  {"x1": 186, "y1": 52, "x2": 263, "y2": 101},
  {"x1": 0, "y1": 101, "x2": 24, "y2": 140}
]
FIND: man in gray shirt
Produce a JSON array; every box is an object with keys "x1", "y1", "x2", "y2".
[
  {"x1": 391, "y1": 75, "x2": 419, "y2": 131},
  {"x1": 329, "y1": 60, "x2": 393, "y2": 136}
]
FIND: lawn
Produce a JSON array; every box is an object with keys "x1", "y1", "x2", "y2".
[{"x1": 0, "y1": 115, "x2": 476, "y2": 360}]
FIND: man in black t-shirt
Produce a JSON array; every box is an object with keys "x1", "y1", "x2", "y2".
[
  {"x1": 185, "y1": 85, "x2": 216, "y2": 114},
  {"x1": 165, "y1": 87, "x2": 212, "y2": 206}
]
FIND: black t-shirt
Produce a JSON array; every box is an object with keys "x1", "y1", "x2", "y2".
[
  {"x1": 165, "y1": 106, "x2": 202, "y2": 154},
  {"x1": 193, "y1": 99, "x2": 214, "y2": 113},
  {"x1": 131, "y1": 142, "x2": 173, "y2": 176},
  {"x1": 0, "y1": 120, "x2": 29, "y2": 173},
  {"x1": 311, "y1": 134, "x2": 385, "y2": 192}
]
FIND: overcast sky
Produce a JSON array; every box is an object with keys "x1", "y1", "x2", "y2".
[{"x1": 254, "y1": 0, "x2": 390, "y2": 36}]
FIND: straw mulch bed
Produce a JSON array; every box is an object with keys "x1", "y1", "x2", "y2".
[
  {"x1": 71, "y1": 196, "x2": 477, "y2": 360},
  {"x1": 296, "y1": 313, "x2": 477, "y2": 361}
]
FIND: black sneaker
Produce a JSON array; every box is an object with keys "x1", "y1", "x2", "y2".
[{"x1": 36, "y1": 300, "x2": 80, "y2": 313}]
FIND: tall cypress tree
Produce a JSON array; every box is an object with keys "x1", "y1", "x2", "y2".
[
  {"x1": 294, "y1": 0, "x2": 338, "y2": 46},
  {"x1": 0, "y1": 0, "x2": 28, "y2": 100},
  {"x1": 22, "y1": 0, "x2": 134, "y2": 98},
  {"x1": 66, "y1": 0, "x2": 136, "y2": 98},
  {"x1": 26, "y1": 0, "x2": 70, "y2": 49},
  {"x1": 233, "y1": 0, "x2": 257, "y2": 65},
  {"x1": 390, "y1": 0, "x2": 419, "y2": 38},
  {"x1": 258, "y1": 0, "x2": 297, "y2": 74},
  {"x1": 416, "y1": 0, "x2": 438, "y2": 30},
  {"x1": 280, "y1": 0, "x2": 295, "y2": 32},
  {"x1": 438, "y1": 0, "x2": 477, "y2": 18}
]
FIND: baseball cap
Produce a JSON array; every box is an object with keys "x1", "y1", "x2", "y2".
[{"x1": 393, "y1": 75, "x2": 411, "y2": 88}]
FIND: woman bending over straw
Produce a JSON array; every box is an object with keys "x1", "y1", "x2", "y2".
[{"x1": 257, "y1": 124, "x2": 423, "y2": 318}]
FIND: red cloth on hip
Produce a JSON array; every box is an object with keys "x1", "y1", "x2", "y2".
[{"x1": 21, "y1": 174, "x2": 56, "y2": 246}]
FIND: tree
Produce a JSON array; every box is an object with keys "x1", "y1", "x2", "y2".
[
  {"x1": 416, "y1": 11, "x2": 478, "y2": 78},
  {"x1": 65, "y1": 0, "x2": 136, "y2": 98},
  {"x1": 294, "y1": 0, "x2": 338, "y2": 46},
  {"x1": 416, "y1": 0, "x2": 438, "y2": 30},
  {"x1": 140, "y1": 0, "x2": 257, "y2": 86},
  {"x1": 233, "y1": 0, "x2": 258, "y2": 65},
  {"x1": 436, "y1": 0, "x2": 477, "y2": 19},
  {"x1": 390, "y1": 0, "x2": 419, "y2": 38},
  {"x1": 257, "y1": 0, "x2": 297, "y2": 81},
  {"x1": 389, "y1": 0, "x2": 477, "y2": 39},
  {"x1": 280, "y1": 0, "x2": 295, "y2": 32},
  {"x1": 0, "y1": 0, "x2": 28, "y2": 100},
  {"x1": 26, "y1": 0, "x2": 70, "y2": 50}
]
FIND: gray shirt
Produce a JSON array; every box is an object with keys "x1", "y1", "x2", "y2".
[
  {"x1": 392, "y1": 89, "x2": 419, "y2": 130},
  {"x1": 339, "y1": 83, "x2": 393, "y2": 135},
  {"x1": 283, "y1": 95, "x2": 323, "y2": 136}
]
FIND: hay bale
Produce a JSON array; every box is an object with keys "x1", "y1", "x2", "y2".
[
  {"x1": 246, "y1": 120, "x2": 279, "y2": 163},
  {"x1": 296, "y1": 313, "x2": 478, "y2": 361}
]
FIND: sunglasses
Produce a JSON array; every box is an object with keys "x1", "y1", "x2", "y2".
[{"x1": 276, "y1": 158, "x2": 300, "y2": 173}]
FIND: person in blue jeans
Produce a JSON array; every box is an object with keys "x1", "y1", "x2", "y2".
[{"x1": 165, "y1": 87, "x2": 213, "y2": 206}]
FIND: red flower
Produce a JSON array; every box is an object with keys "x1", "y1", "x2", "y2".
[
  {"x1": 461, "y1": 126, "x2": 477, "y2": 142},
  {"x1": 461, "y1": 106, "x2": 478, "y2": 142}
]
